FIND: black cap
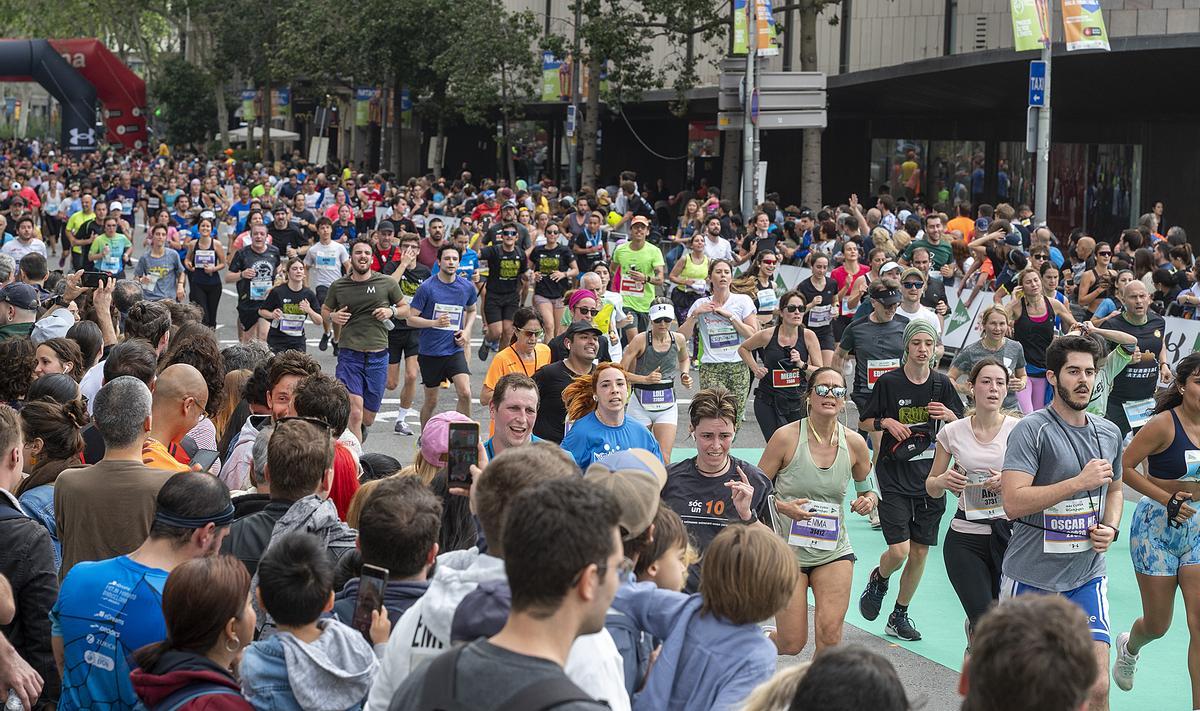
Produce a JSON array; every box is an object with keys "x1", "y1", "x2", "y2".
[
  {"x1": 868, "y1": 280, "x2": 902, "y2": 306},
  {"x1": 377, "y1": 220, "x2": 395, "y2": 232},
  {"x1": 563, "y1": 320, "x2": 603, "y2": 338}
]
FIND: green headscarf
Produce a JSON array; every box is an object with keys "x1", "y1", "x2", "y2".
[{"x1": 900, "y1": 317, "x2": 941, "y2": 365}]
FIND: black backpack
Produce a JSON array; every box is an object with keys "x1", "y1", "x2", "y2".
[{"x1": 415, "y1": 644, "x2": 604, "y2": 711}]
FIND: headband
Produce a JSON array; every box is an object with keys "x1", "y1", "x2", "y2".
[
  {"x1": 569, "y1": 289, "x2": 599, "y2": 310},
  {"x1": 154, "y1": 502, "x2": 236, "y2": 529}
]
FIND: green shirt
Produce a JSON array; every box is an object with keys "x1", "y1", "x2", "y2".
[
  {"x1": 0, "y1": 322, "x2": 34, "y2": 342},
  {"x1": 611, "y1": 241, "x2": 664, "y2": 313},
  {"x1": 902, "y1": 238, "x2": 953, "y2": 268},
  {"x1": 323, "y1": 272, "x2": 404, "y2": 353},
  {"x1": 88, "y1": 234, "x2": 132, "y2": 273},
  {"x1": 1088, "y1": 344, "x2": 1135, "y2": 416},
  {"x1": 66, "y1": 211, "x2": 96, "y2": 254}
]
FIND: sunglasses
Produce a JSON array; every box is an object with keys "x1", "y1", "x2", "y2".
[
  {"x1": 576, "y1": 306, "x2": 599, "y2": 317},
  {"x1": 902, "y1": 281, "x2": 924, "y2": 289},
  {"x1": 812, "y1": 384, "x2": 847, "y2": 399},
  {"x1": 519, "y1": 328, "x2": 545, "y2": 338},
  {"x1": 1031, "y1": 253, "x2": 1048, "y2": 259},
  {"x1": 501, "y1": 231, "x2": 518, "y2": 237},
  {"x1": 652, "y1": 317, "x2": 672, "y2": 324},
  {"x1": 782, "y1": 304, "x2": 803, "y2": 313},
  {"x1": 761, "y1": 260, "x2": 778, "y2": 266},
  {"x1": 1097, "y1": 251, "x2": 1112, "y2": 256}
]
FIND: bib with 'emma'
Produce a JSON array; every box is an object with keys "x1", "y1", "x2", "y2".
[{"x1": 786, "y1": 501, "x2": 840, "y2": 551}]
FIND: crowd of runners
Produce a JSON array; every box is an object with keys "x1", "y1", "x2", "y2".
[{"x1": 0, "y1": 137, "x2": 1196, "y2": 711}]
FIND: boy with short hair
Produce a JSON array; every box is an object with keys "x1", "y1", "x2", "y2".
[{"x1": 240, "y1": 532, "x2": 385, "y2": 711}]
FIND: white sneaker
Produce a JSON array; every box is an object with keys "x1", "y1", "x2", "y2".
[{"x1": 1112, "y1": 631, "x2": 1138, "y2": 691}]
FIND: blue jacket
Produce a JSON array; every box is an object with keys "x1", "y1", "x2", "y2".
[
  {"x1": 330, "y1": 577, "x2": 429, "y2": 628},
  {"x1": 612, "y1": 582, "x2": 777, "y2": 711},
  {"x1": 18, "y1": 484, "x2": 60, "y2": 570},
  {"x1": 239, "y1": 620, "x2": 377, "y2": 711}
]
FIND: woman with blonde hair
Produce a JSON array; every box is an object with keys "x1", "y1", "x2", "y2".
[
  {"x1": 1007, "y1": 267, "x2": 1076, "y2": 412},
  {"x1": 559, "y1": 362, "x2": 663, "y2": 470}
]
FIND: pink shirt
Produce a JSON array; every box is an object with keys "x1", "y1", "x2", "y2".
[{"x1": 936, "y1": 415, "x2": 1018, "y2": 534}]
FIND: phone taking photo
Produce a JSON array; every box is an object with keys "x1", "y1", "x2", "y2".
[
  {"x1": 81, "y1": 271, "x2": 110, "y2": 288},
  {"x1": 351, "y1": 564, "x2": 388, "y2": 640},
  {"x1": 447, "y1": 422, "x2": 479, "y2": 487}
]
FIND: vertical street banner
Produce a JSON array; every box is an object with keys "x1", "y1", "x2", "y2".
[
  {"x1": 272, "y1": 88, "x2": 291, "y2": 118},
  {"x1": 734, "y1": 0, "x2": 779, "y2": 55},
  {"x1": 1010, "y1": 0, "x2": 1050, "y2": 51},
  {"x1": 541, "y1": 51, "x2": 563, "y2": 102},
  {"x1": 1061, "y1": 0, "x2": 1110, "y2": 51},
  {"x1": 733, "y1": 0, "x2": 749, "y2": 55},
  {"x1": 355, "y1": 88, "x2": 373, "y2": 127},
  {"x1": 400, "y1": 88, "x2": 412, "y2": 129},
  {"x1": 241, "y1": 90, "x2": 256, "y2": 122}
]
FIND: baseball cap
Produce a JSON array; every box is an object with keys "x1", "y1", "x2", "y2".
[
  {"x1": 32, "y1": 308, "x2": 74, "y2": 344},
  {"x1": 880, "y1": 261, "x2": 901, "y2": 275},
  {"x1": 1004, "y1": 231, "x2": 1022, "y2": 246},
  {"x1": 109, "y1": 201, "x2": 123, "y2": 212},
  {"x1": 199, "y1": 210, "x2": 216, "y2": 221},
  {"x1": 418, "y1": 411, "x2": 476, "y2": 466},
  {"x1": 649, "y1": 302, "x2": 674, "y2": 322},
  {"x1": 900, "y1": 267, "x2": 926, "y2": 283},
  {"x1": 563, "y1": 319, "x2": 603, "y2": 339},
  {"x1": 583, "y1": 449, "x2": 668, "y2": 540},
  {"x1": 377, "y1": 220, "x2": 395, "y2": 233},
  {"x1": 631, "y1": 216, "x2": 651, "y2": 227},
  {"x1": 481, "y1": 190, "x2": 496, "y2": 199},
  {"x1": 0, "y1": 282, "x2": 39, "y2": 311},
  {"x1": 503, "y1": 200, "x2": 517, "y2": 209},
  {"x1": 272, "y1": 204, "x2": 288, "y2": 214},
  {"x1": 868, "y1": 281, "x2": 902, "y2": 306}
]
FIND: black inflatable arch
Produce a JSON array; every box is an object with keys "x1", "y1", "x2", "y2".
[{"x1": 0, "y1": 39, "x2": 98, "y2": 153}]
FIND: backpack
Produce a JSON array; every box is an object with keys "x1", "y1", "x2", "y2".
[
  {"x1": 417, "y1": 644, "x2": 602, "y2": 711},
  {"x1": 133, "y1": 681, "x2": 241, "y2": 711}
]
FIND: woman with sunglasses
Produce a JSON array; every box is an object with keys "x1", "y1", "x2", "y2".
[
  {"x1": 529, "y1": 224, "x2": 578, "y2": 339},
  {"x1": 480, "y1": 307, "x2": 551, "y2": 414},
  {"x1": 732, "y1": 250, "x2": 782, "y2": 329},
  {"x1": 757, "y1": 366, "x2": 876, "y2": 655},
  {"x1": 798, "y1": 254, "x2": 837, "y2": 366},
  {"x1": 926, "y1": 357, "x2": 1019, "y2": 639},
  {"x1": 1090, "y1": 269, "x2": 1135, "y2": 324},
  {"x1": 1077, "y1": 241, "x2": 1116, "y2": 314},
  {"x1": 738, "y1": 290, "x2": 823, "y2": 442},
  {"x1": 680, "y1": 258, "x2": 759, "y2": 426},
  {"x1": 621, "y1": 297, "x2": 692, "y2": 462}
]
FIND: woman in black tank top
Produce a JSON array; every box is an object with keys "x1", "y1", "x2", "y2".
[
  {"x1": 737, "y1": 289, "x2": 824, "y2": 441},
  {"x1": 1008, "y1": 267, "x2": 1076, "y2": 413}
]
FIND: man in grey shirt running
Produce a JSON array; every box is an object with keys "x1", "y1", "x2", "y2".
[{"x1": 1001, "y1": 333, "x2": 1124, "y2": 711}]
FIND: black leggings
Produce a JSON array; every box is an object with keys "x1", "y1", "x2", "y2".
[
  {"x1": 44, "y1": 215, "x2": 65, "y2": 252},
  {"x1": 190, "y1": 282, "x2": 222, "y2": 328},
  {"x1": 752, "y1": 389, "x2": 806, "y2": 442},
  {"x1": 942, "y1": 523, "x2": 1010, "y2": 634}
]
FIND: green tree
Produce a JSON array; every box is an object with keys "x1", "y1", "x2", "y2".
[{"x1": 150, "y1": 56, "x2": 217, "y2": 147}]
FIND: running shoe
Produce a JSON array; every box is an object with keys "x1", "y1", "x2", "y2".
[
  {"x1": 1112, "y1": 631, "x2": 1138, "y2": 691},
  {"x1": 858, "y1": 567, "x2": 889, "y2": 621},
  {"x1": 332, "y1": 340, "x2": 339, "y2": 356},
  {"x1": 478, "y1": 340, "x2": 491, "y2": 361},
  {"x1": 319, "y1": 333, "x2": 329, "y2": 351},
  {"x1": 394, "y1": 418, "x2": 413, "y2": 436},
  {"x1": 886, "y1": 610, "x2": 922, "y2": 641}
]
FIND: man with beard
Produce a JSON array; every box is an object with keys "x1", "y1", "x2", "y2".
[
  {"x1": 1000, "y1": 334, "x2": 1124, "y2": 711},
  {"x1": 533, "y1": 320, "x2": 601, "y2": 443},
  {"x1": 323, "y1": 239, "x2": 406, "y2": 441},
  {"x1": 227, "y1": 222, "x2": 282, "y2": 342},
  {"x1": 52, "y1": 471, "x2": 233, "y2": 710},
  {"x1": 857, "y1": 318, "x2": 962, "y2": 642}
]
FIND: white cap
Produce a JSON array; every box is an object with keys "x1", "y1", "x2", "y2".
[
  {"x1": 10, "y1": 182, "x2": 19, "y2": 190},
  {"x1": 880, "y1": 261, "x2": 901, "y2": 274},
  {"x1": 649, "y1": 302, "x2": 674, "y2": 322},
  {"x1": 110, "y1": 201, "x2": 124, "y2": 211},
  {"x1": 200, "y1": 210, "x2": 216, "y2": 220}
]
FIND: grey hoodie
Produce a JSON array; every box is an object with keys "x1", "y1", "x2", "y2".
[
  {"x1": 253, "y1": 494, "x2": 359, "y2": 637},
  {"x1": 278, "y1": 620, "x2": 379, "y2": 709}
]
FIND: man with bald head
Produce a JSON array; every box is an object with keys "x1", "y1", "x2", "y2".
[
  {"x1": 144, "y1": 363, "x2": 209, "y2": 471},
  {"x1": 1069, "y1": 236, "x2": 1096, "y2": 291},
  {"x1": 1102, "y1": 280, "x2": 1170, "y2": 436}
]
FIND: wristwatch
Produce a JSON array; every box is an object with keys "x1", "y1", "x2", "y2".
[{"x1": 874, "y1": 417, "x2": 883, "y2": 432}]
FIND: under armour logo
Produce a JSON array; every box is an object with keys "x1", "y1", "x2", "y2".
[{"x1": 68, "y1": 128, "x2": 96, "y2": 146}]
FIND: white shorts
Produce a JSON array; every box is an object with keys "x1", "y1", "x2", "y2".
[{"x1": 626, "y1": 392, "x2": 679, "y2": 427}]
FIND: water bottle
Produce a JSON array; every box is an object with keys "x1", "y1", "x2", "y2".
[{"x1": 6, "y1": 689, "x2": 24, "y2": 711}]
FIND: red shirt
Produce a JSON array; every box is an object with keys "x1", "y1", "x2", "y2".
[{"x1": 831, "y1": 263, "x2": 870, "y2": 315}]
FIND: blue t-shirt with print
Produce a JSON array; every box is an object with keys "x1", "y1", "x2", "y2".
[
  {"x1": 560, "y1": 412, "x2": 663, "y2": 471},
  {"x1": 51, "y1": 556, "x2": 168, "y2": 710},
  {"x1": 410, "y1": 275, "x2": 478, "y2": 357}
]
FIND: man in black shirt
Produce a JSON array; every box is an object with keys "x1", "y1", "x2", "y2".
[
  {"x1": 857, "y1": 318, "x2": 963, "y2": 642},
  {"x1": 1104, "y1": 280, "x2": 1169, "y2": 435},
  {"x1": 477, "y1": 223, "x2": 529, "y2": 360},
  {"x1": 290, "y1": 192, "x2": 319, "y2": 244},
  {"x1": 532, "y1": 320, "x2": 599, "y2": 443},
  {"x1": 225, "y1": 223, "x2": 282, "y2": 342},
  {"x1": 268, "y1": 204, "x2": 308, "y2": 258}
]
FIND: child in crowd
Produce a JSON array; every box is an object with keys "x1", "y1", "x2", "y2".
[
  {"x1": 612, "y1": 523, "x2": 798, "y2": 710},
  {"x1": 240, "y1": 532, "x2": 387, "y2": 711},
  {"x1": 634, "y1": 503, "x2": 692, "y2": 592}
]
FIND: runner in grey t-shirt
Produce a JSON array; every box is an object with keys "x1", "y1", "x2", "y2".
[
  {"x1": 833, "y1": 279, "x2": 909, "y2": 413},
  {"x1": 949, "y1": 341, "x2": 1027, "y2": 411},
  {"x1": 999, "y1": 334, "x2": 1124, "y2": 709}
]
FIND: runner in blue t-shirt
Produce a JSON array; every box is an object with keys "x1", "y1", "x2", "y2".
[
  {"x1": 560, "y1": 362, "x2": 663, "y2": 471},
  {"x1": 407, "y1": 243, "x2": 479, "y2": 427}
]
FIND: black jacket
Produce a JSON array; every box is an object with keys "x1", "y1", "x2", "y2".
[
  {"x1": 0, "y1": 492, "x2": 59, "y2": 707},
  {"x1": 219, "y1": 499, "x2": 294, "y2": 577}
]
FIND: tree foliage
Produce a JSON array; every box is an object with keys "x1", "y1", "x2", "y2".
[{"x1": 150, "y1": 55, "x2": 217, "y2": 146}]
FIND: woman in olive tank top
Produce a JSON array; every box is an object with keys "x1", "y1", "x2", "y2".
[{"x1": 757, "y1": 366, "x2": 877, "y2": 656}]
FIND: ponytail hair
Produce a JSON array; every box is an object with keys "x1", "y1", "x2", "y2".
[{"x1": 1155, "y1": 352, "x2": 1200, "y2": 415}]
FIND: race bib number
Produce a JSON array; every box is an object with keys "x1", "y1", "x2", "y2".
[
  {"x1": 1183, "y1": 449, "x2": 1200, "y2": 482},
  {"x1": 786, "y1": 501, "x2": 840, "y2": 551},
  {"x1": 841, "y1": 297, "x2": 854, "y2": 316},
  {"x1": 635, "y1": 386, "x2": 675, "y2": 410},
  {"x1": 771, "y1": 369, "x2": 803, "y2": 389},
  {"x1": 703, "y1": 314, "x2": 739, "y2": 350},
  {"x1": 807, "y1": 304, "x2": 832, "y2": 327},
  {"x1": 141, "y1": 272, "x2": 161, "y2": 292},
  {"x1": 250, "y1": 278, "x2": 271, "y2": 300},
  {"x1": 1123, "y1": 398, "x2": 1155, "y2": 431},
  {"x1": 316, "y1": 253, "x2": 338, "y2": 268},
  {"x1": 866, "y1": 358, "x2": 900, "y2": 390},
  {"x1": 963, "y1": 470, "x2": 1004, "y2": 521},
  {"x1": 279, "y1": 313, "x2": 306, "y2": 336},
  {"x1": 757, "y1": 288, "x2": 778, "y2": 312},
  {"x1": 193, "y1": 249, "x2": 216, "y2": 268},
  {"x1": 1043, "y1": 498, "x2": 1097, "y2": 554},
  {"x1": 433, "y1": 303, "x2": 463, "y2": 331},
  {"x1": 621, "y1": 272, "x2": 645, "y2": 296},
  {"x1": 100, "y1": 245, "x2": 123, "y2": 274}
]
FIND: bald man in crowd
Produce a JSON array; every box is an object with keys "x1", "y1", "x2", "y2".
[{"x1": 144, "y1": 363, "x2": 209, "y2": 471}]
